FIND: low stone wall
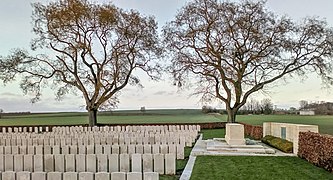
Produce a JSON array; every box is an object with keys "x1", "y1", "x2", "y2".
[
  {"x1": 263, "y1": 122, "x2": 318, "y2": 154},
  {"x1": 239, "y1": 123, "x2": 263, "y2": 140},
  {"x1": 298, "y1": 131, "x2": 333, "y2": 172}
]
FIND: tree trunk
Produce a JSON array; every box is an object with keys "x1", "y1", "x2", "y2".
[
  {"x1": 88, "y1": 109, "x2": 97, "y2": 127},
  {"x1": 226, "y1": 108, "x2": 237, "y2": 123}
]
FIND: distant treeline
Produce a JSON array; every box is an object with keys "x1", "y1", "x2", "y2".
[
  {"x1": 3, "y1": 112, "x2": 31, "y2": 116},
  {"x1": 300, "y1": 101, "x2": 333, "y2": 115}
]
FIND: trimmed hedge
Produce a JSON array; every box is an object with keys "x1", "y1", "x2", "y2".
[
  {"x1": 298, "y1": 131, "x2": 333, "y2": 172},
  {"x1": 262, "y1": 135, "x2": 293, "y2": 153},
  {"x1": 239, "y1": 123, "x2": 263, "y2": 140}
]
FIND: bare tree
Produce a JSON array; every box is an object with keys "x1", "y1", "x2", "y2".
[
  {"x1": 299, "y1": 100, "x2": 309, "y2": 110},
  {"x1": 163, "y1": 0, "x2": 333, "y2": 123},
  {"x1": 0, "y1": 109, "x2": 3, "y2": 119},
  {"x1": 0, "y1": 0, "x2": 161, "y2": 126},
  {"x1": 140, "y1": 106, "x2": 146, "y2": 114},
  {"x1": 261, "y1": 98, "x2": 273, "y2": 115}
]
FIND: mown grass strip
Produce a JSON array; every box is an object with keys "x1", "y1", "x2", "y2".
[{"x1": 190, "y1": 156, "x2": 333, "y2": 180}]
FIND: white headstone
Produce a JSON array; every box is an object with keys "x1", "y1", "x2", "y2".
[
  {"x1": 17, "y1": 171, "x2": 31, "y2": 180},
  {"x1": 135, "y1": 145, "x2": 144, "y2": 154},
  {"x1": 86, "y1": 154, "x2": 96, "y2": 173},
  {"x1": 65, "y1": 154, "x2": 75, "y2": 172},
  {"x1": 79, "y1": 172, "x2": 94, "y2": 180},
  {"x1": 32, "y1": 172, "x2": 46, "y2": 180},
  {"x1": 111, "y1": 145, "x2": 119, "y2": 154},
  {"x1": 119, "y1": 154, "x2": 130, "y2": 172},
  {"x1": 142, "y1": 154, "x2": 153, "y2": 172},
  {"x1": 54, "y1": 154, "x2": 65, "y2": 172},
  {"x1": 47, "y1": 172, "x2": 62, "y2": 180},
  {"x1": 165, "y1": 153, "x2": 176, "y2": 175},
  {"x1": 131, "y1": 154, "x2": 142, "y2": 172},
  {"x1": 44, "y1": 146, "x2": 52, "y2": 154},
  {"x1": 44, "y1": 154, "x2": 54, "y2": 172},
  {"x1": 34, "y1": 154, "x2": 44, "y2": 172},
  {"x1": 108, "y1": 154, "x2": 119, "y2": 173},
  {"x1": 75, "y1": 154, "x2": 86, "y2": 172},
  {"x1": 144, "y1": 145, "x2": 152, "y2": 154},
  {"x1": 111, "y1": 172, "x2": 126, "y2": 180},
  {"x1": 95, "y1": 172, "x2": 109, "y2": 180},
  {"x1": 153, "y1": 154, "x2": 164, "y2": 174},
  {"x1": 23, "y1": 154, "x2": 33, "y2": 172},
  {"x1": 78, "y1": 145, "x2": 86, "y2": 154},
  {"x1": 176, "y1": 144, "x2": 184, "y2": 159},
  {"x1": 63, "y1": 172, "x2": 78, "y2": 180},
  {"x1": 5, "y1": 154, "x2": 14, "y2": 171},
  {"x1": 127, "y1": 172, "x2": 142, "y2": 180},
  {"x1": 2, "y1": 171, "x2": 15, "y2": 180},
  {"x1": 14, "y1": 154, "x2": 24, "y2": 171},
  {"x1": 97, "y1": 154, "x2": 108, "y2": 172}
]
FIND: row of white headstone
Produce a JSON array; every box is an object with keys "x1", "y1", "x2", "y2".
[
  {"x1": 0, "y1": 125, "x2": 197, "y2": 177},
  {"x1": 1, "y1": 125, "x2": 200, "y2": 134},
  {"x1": 0, "y1": 144, "x2": 185, "y2": 159},
  {"x1": 0, "y1": 132, "x2": 195, "y2": 147},
  {"x1": 0, "y1": 171, "x2": 159, "y2": 180},
  {"x1": 52, "y1": 125, "x2": 201, "y2": 133},
  {"x1": 0, "y1": 153, "x2": 175, "y2": 175}
]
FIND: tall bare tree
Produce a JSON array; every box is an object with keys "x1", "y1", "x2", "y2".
[
  {"x1": 0, "y1": 0, "x2": 161, "y2": 126},
  {"x1": 299, "y1": 100, "x2": 309, "y2": 110},
  {"x1": 163, "y1": 0, "x2": 333, "y2": 123},
  {"x1": 261, "y1": 98, "x2": 273, "y2": 115},
  {"x1": 0, "y1": 109, "x2": 3, "y2": 119}
]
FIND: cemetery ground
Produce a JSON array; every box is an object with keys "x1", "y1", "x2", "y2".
[
  {"x1": 1, "y1": 109, "x2": 333, "y2": 179},
  {"x1": 2, "y1": 109, "x2": 333, "y2": 135}
]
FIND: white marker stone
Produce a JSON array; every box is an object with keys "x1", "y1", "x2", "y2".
[
  {"x1": 131, "y1": 154, "x2": 142, "y2": 172},
  {"x1": 63, "y1": 172, "x2": 78, "y2": 180}
]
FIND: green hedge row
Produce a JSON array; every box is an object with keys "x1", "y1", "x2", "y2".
[{"x1": 262, "y1": 135, "x2": 293, "y2": 153}]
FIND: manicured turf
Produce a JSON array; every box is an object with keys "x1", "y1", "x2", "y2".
[
  {"x1": 190, "y1": 156, "x2": 333, "y2": 180},
  {"x1": 2, "y1": 110, "x2": 333, "y2": 135},
  {"x1": 1, "y1": 110, "x2": 333, "y2": 179},
  {"x1": 0, "y1": 109, "x2": 222, "y2": 126},
  {"x1": 211, "y1": 113, "x2": 333, "y2": 135},
  {"x1": 201, "y1": 128, "x2": 225, "y2": 140}
]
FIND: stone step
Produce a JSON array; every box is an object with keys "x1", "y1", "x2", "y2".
[
  {"x1": 207, "y1": 141, "x2": 264, "y2": 149},
  {"x1": 207, "y1": 147, "x2": 275, "y2": 154}
]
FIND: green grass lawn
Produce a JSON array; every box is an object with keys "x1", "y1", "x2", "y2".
[
  {"x1": 2, "y1": 110, "x2": 333, "y2": 179},
  {"x1": 210, "y1": 113, "x2": 333, "y2": 135},
  {"x1": 201, "y1": 128, "x2": 225, "y2": 140},
  {"x1": 0, "y1": 109, "x2": 223, "y2": 126},
  {"x1": 236, "y1": 114, "x2": 333, "y2": 135},
  {"x1": 2, "y1": 110, "x2": 333, "y2": 135},
  {"x1": 190, "y1": 156, "x2": 333, "y2": 180}
]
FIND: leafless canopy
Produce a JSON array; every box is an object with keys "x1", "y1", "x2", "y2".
[
  {"x1": 163, "y1": 0, "x2": 333, "y2": 122},
  {"x1": 0, "y1": 0, "x2": 162, "y2": 126}
]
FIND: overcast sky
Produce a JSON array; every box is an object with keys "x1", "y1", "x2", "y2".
[{"x1": 0, "y1": 0, "x2": 332, "y2": 112}]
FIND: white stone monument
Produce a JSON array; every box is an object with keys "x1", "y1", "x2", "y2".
[{"x1": 225, "y1": 123, "x2": 245, "y2": 145}]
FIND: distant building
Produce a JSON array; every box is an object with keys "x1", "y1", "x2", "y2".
[{"x1": 299, "y1": 110, "x2": 315, "y2": 116}]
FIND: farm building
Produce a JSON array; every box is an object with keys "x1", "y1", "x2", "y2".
[{"x1": 299, "y1": 110, "x2": 315, "y2": 116}]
